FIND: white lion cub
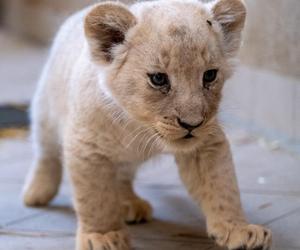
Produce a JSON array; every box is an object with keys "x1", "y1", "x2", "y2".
[{"x1": 23, "y1": 0, "x2": 272, "y2": 249}]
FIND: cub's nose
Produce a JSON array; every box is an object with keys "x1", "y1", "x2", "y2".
[{"x1": 177, "y1": 118, "x2": 203, "y2": 131}]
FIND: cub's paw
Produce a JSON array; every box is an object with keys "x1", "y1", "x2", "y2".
[
  {"x1": 23, "y1": 174, "x2": 59, "y2": 207},
  {"x1": 208, "y1": 221, "x2": 272, "y2": 250},
  {"x1": 122, "y1": 198, "x2": 153, "y2": 224},
  {"x1": 78, "y1": 229, "x2": 130, "y2": 250}
]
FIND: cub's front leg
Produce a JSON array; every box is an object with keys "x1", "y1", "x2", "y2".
[
  {"x1": 64, "y1": 131, "x2": 129, "y2": 250},
  {"x1": 175, "y1": 131, "x2": 272, "y2": 250}
]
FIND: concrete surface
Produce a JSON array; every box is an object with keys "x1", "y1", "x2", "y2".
[
  {"x1": 222, "y1": 65, "x2": 300, "y2": 151},
  {"x1": 0, "y1": 128, "x2": 299, "y2": 250}
]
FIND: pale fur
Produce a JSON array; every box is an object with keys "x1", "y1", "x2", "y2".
[{"x1": 23, "y1": 1, "x2": 272, "y2": 250}]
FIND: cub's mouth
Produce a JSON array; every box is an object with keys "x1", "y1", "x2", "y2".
[
  {"x1": 153, "y1": 119, "x2": 200, "y2": 143},
  {"x1": 183, "y1": 133, "x2": 194, "y2": 139}
]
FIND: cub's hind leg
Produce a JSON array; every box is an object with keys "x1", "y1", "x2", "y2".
[
  {"x1": 118, "y1": 165, "x2": 153, "y2": 224},
  {"x1": 23, "y1": 97, "x2": 62, "y2": 207}
]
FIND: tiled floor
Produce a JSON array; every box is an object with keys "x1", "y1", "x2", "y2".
[
  {"x1": 0, "y1": 129, "x2": 300, "y2": 250},
  {"x1": 1, "y1": 29, "x2": 300, "y2": 250}
]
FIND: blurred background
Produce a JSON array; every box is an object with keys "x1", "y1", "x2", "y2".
[
  {"x1": 0, "y1": 1, "x2": 299, "y2": 250},
  {"x1": 0, "y1": 0, "x2": 299, "y2": 151}
]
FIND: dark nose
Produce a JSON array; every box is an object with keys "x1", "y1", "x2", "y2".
[{"x1": 177, "y1": 118, "x2": 203, "y2": 131}]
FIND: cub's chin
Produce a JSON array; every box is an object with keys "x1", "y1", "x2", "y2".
[{"x1": 162, "y1": 135, "x2": 202, "y2": 153}]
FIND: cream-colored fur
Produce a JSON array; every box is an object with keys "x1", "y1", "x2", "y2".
[{"x1": 23, "y1": 0, "x2": 272, "y2": 249}]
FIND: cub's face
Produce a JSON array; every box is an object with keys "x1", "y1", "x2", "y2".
[{"x1": 85, "y1": 0, "x2": 246, "y2": 151}]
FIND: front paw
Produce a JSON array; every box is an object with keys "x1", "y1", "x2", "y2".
[
  {"x1": 78, "y1": 229, "x2": 130, "y2": 250},
  {"x1": 208, "y1": 221, "x2": 272, "y2": 250},
  {"x1": 122, "y1": 198, "x2": 153, "y2": 224}
]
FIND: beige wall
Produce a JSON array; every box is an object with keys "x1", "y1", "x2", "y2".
[
  {"x1": 3, "y1": 0, "x2": 134, "y2": 43},
  {"x1": 2, "y1": 0, "x2": 300, "y2": 149},
  {"x1": 4, "y1": 0, "x2": 300, "y2": 76},
  {"x1": 241, "y1": 0, "x2": 300, "y2": 79},
  {"x1": 223, "y1": 0, "x2": 300, "y2": 150},
  {"x1": 3, "y1": 0, "x2": 95, "y2": 43}
]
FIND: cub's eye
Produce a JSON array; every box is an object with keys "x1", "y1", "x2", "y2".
[
  {"x1": 203, "y1": 69, "x2": 218, "y2": 89},
  {"x1": 148, "y1": 73, "x2": 170, "y2": 88}
]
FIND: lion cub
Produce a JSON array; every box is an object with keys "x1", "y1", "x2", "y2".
[{"x1": 23, "y1": 0, "x2": 272, "y2": 249}]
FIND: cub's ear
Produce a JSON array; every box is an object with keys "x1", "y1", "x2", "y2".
[
  {"x1": 210, "y1": 0, "x2": 246, "y2": 57},
  {"x1": 84, "y1": 2, "x2": 137, "y2": 64}
]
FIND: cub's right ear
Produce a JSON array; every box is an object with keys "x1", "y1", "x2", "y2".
[
  {"x1": 84, "y1": 2, "x2": 137, "y2": 65},
  {"x1": 210, "y1": 0, "x2": 246, "y2": 57}
]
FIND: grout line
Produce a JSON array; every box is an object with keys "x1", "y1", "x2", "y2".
[
  {"x1": 3, "y1": 211, "x2": 45, "y2": 227},
  {"x1": 291, "y1": 80, "x2": 297, "y2": 144},
  {"x1": 136, "y1": 183, "x2": 300, "y2": 198},
  {"x1": 273, "y1": 246, "x2": 300, "y2": 250},
  {"x1": 263, "y1": 207, "x2": 300, "y2": 226},
  {"x1": 133, "y1": 235, "x2": 213, "y2": 244},
  {"x1": 240, "y1": 189, "x2": 300, "y2": 197},
  {"x1": 0, "y1": 228, "x2": 75, "y2": 238}
]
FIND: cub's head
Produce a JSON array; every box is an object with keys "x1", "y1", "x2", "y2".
[{"x1": 84, "y1": 0, "x2": 246, "y2": 151}]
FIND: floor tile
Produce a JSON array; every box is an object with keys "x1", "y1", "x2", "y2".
[
  {"x1": 232, "y1": 142, "x2": 300, "y2": 195},
  {"x1": 0, "y1": 235, "x2": 75, "y2": 250},
  {"x1": 268, "y1": 209, "x2": 300, "y2": 249},
  {"x1": 1, "y1": 129, "x2": 299, "y2": 249}
]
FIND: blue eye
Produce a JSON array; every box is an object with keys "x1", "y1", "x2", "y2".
[
  {"x1": 203, "y1": 69, "x2": 218, "y2": 89},
  {"x1": 148, "y1": 73, "x2": 170, "y2": 88}
]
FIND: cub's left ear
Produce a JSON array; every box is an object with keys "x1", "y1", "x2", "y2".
[
  {"x1": 84, "y1": 2, "x2": 137, "y2": 64},
  {"x1": 210, "y1": 0, "x2": 246, "y2": 57}
]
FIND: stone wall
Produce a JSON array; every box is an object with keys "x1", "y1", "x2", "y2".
[
  {"x1": 2, "y1": 0, "x2": 137, "y2": 43},
  {"x1": 2, "y1": 0, "x2": 95, "y2": 43},
  {"x1": 221, "y1": 0, "x2": 300, "y2": 151},
  {"x1": 2, "y1": 0, "x2": 300, "y2": 150},
  {"x1": 240, "y1": 0, "x2": 300, "y2": 78},
  {"x1": 5, "y1": 0, "x2": 299, "y2": 74}
]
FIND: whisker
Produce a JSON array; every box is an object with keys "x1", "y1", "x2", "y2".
[
  {"x1": 142, "y1": 132, "x2": 158, "y2": 158},
  {"x1": 123, "y1": 126, "x2": 145, "y2": 143},
  {"x1": 148, "y1": 133, "x2": 161, "y2": 157},
  {"x1": 125, "y1": 126, "x2": 152, "y2": 149}
]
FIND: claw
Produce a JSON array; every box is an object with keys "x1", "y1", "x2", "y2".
[
  {"x1": 209, "y1": 235, "x2": 216, "y2": 241},
  {"x1": 88, "y1": 240, "x2": 94, "y2": 250},
  {"x1": 232, "y1": 246, "x2": 247, "y2": 250},
  {"x1": 248, "y1": 231, "x2": 253, "y2": 240},
  {"x1": 264, "y1": 230, "x2": 269, "y2": 237}
]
